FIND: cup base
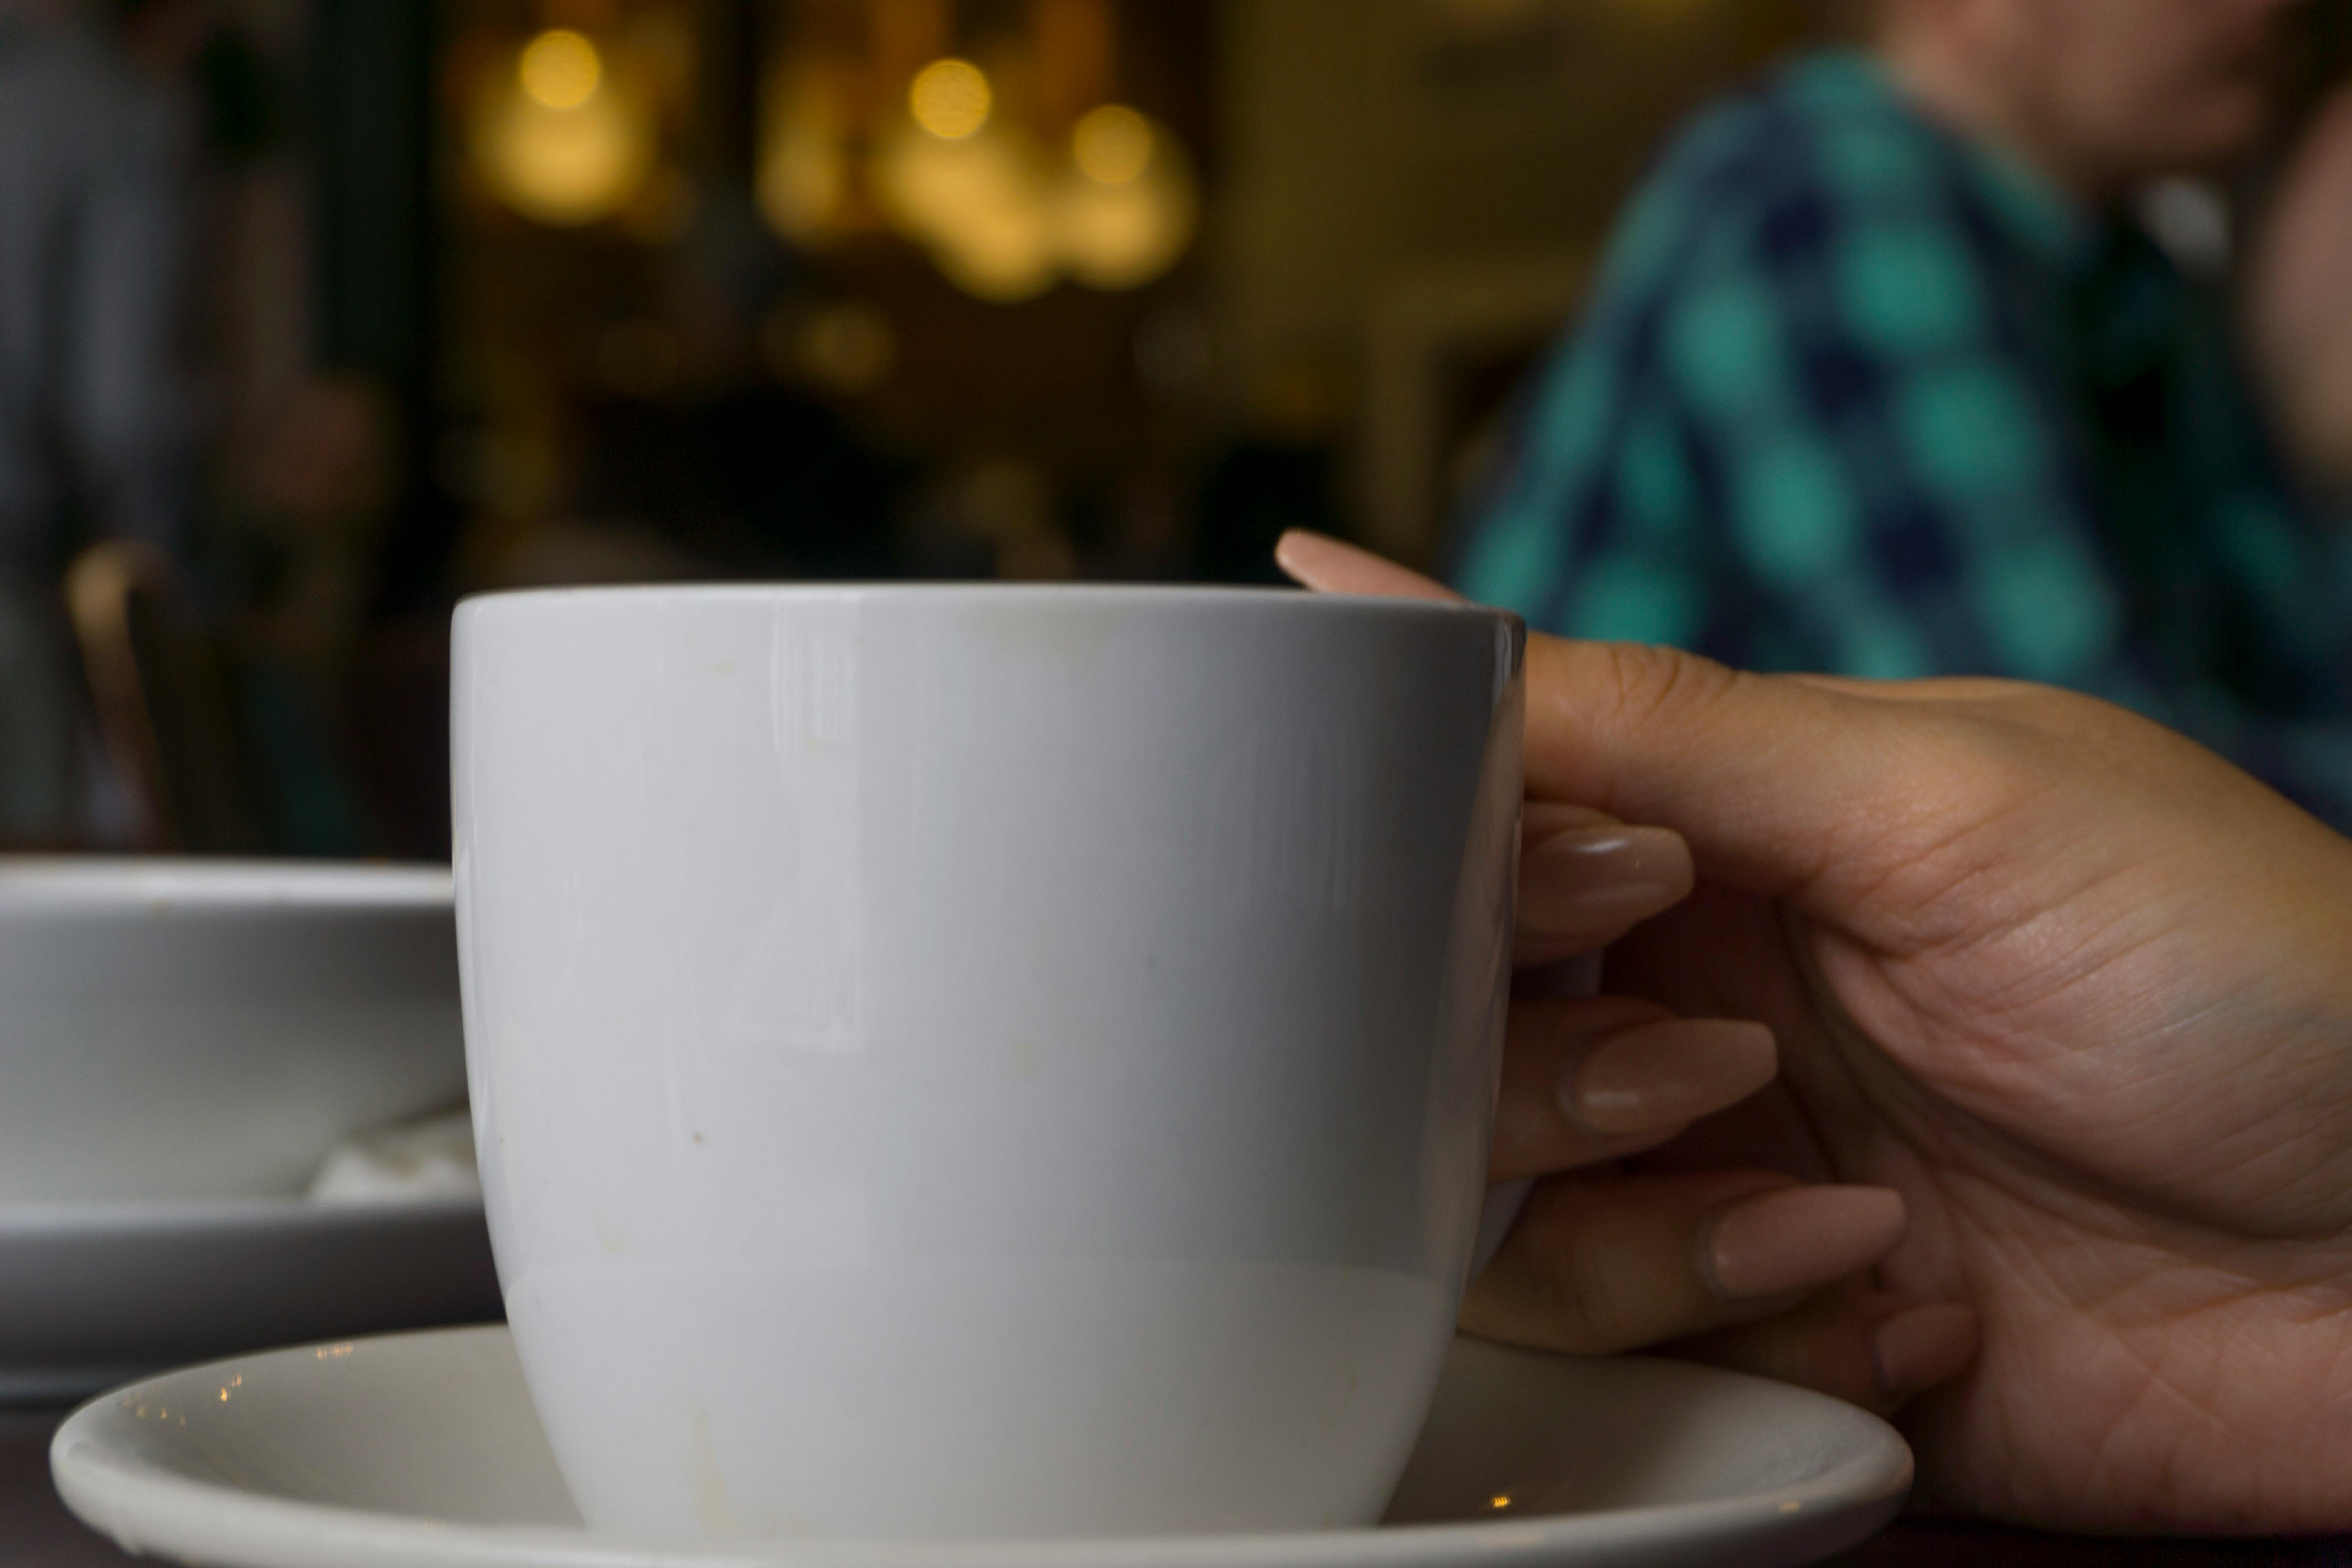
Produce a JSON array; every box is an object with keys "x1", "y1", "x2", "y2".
[{"x1": 505, "y1": 1258, "x2": 1456, "y2": 1540}]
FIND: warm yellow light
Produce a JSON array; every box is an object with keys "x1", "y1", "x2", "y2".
[
  {"x1": 1491, "y1": 1495, "x2": 1512, "y2": 1509},
  {"x1": 874, "y1": 126, "x2": 1057, "y2": 301},
  {"x1": 909, "y1": 58, "x2": 990, "y2": 140},
  {"x1": 479, "y1": 93, "x2": 651, "y2": 223},
  {"x1": 471, "y1": 45, "x2": 653, "y2": 227},
  {"x1": 1055, "y1": 127, "x2": 1197, "y2": 291},
  {"x1": 1072, "y1": 104, "x2": 1152, "y2": 185},
  {"x1": 758, "y1": 62, "x2": 849, "y2": 244},
  {"x1": 519, "y1": 29, "x2": 602, "y2": 110}
]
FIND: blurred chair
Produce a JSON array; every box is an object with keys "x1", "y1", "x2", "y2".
[{"x1": 64, "y1": 540, "x2": 269, "y2": 854}]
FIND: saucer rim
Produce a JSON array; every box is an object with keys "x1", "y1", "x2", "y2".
[{"x1": 52, "y1": 1325, "x2": 1912, "y2": 1568}]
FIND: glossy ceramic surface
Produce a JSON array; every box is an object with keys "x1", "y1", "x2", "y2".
[
  {"x1": 0, "y1": 860, "x2": 466, "y2": 1202},
  {"x1": 51, "y1": 1326, "x2": 1912, "y2": 1568},
  {"x1": 0, "y1": 1198, "x2": 500, "y2": 1401},
  {"x1": 453, "y1": 586, "x2": 1525, "y2": 1540}
]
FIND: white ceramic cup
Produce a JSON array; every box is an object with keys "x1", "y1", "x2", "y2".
[{"x1": 454, "y1": 586, "x2": 1524, "y2": 1542}]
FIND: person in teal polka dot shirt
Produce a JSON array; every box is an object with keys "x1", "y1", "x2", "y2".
[{"x1": 1454, "y1": 1, "x2": 2352, "y2": 825}]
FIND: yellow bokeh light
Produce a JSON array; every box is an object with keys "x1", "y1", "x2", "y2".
[
  {"x1": 1491, "y1": 1495, "x2": 1512, "y2": 1509},
  {"x1": 473, "y1": 49, "x2": 653, "y2": 227},
  {"x1": 1072, "y1": 105, "x2": 1152, "y2": 185},
  {"x1": 909, "y1": 58, "x2": 991, "y2": 140},
  {"x1": 520, "y1": 29, "x2": 602, "y2": 110},
  {"x1": 758, "y1": 61, "x2": 850, "y2": 244},
  {"x1": 1056, "y1": 131, "x2": 1197, "y2": 291},
  {"x1": 873, "y1": 126, "x2": 1056, "y2": 301}
]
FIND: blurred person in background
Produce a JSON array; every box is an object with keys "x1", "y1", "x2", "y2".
[
  {"x1": 0, "y1": 0, "x2": 195, "y2": 842},
  {"x1": 1453, "y1": 0, "x2": 2352, "y2": 825}
]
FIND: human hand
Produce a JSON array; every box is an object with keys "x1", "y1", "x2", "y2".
[
  {"x1": 1281, "y1": 532, "x2": 2352, "y2": 1534},
  {"x1": 2249, "y1": 86, "x2": 2352, "y2": 494},
  {"x1": 1277, "y1": 537, "x2": 1980, "y2": 1415}
]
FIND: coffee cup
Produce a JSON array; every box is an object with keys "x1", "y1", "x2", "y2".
[{"x1": 454, "y1": 585, "x2": 1524, "y2": 1540}]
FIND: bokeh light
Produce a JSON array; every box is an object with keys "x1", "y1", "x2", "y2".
[
  {"x1": 1058, "y1": 113, "x2": 1196, "y2": 289},
  {"x1": 753, "y1": 53, "x2": 1200, "y2": 300},
  {"x1": 874, "y1": 125, "x2": 1057, "y2": 301},
  {"x1": 1072, "y1": 105, "x2": 1152, "y2": 185},
  {"x1": 472, "y1": 35, "x2": 653, "y2": 227},
  {"x1": 518, "y1": 29, "x2": 602, "y2": 111},
  {"x1": 759, "y1": 65, "x2": 850, "y2": 245},
  {"x1": 909, "y1": 58, "x2": 992, "y2": 140}
]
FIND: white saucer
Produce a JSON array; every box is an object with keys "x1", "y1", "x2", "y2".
[
  {"x1": 0, "y1": 1199, "x2": 499, "y2": 1401},
  {"x1": 52, "y1": 1325, "x2": 1909, "y2": 1568}
]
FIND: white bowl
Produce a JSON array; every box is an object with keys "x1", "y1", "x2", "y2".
[{"x1": 0, "y1": 859, "x2": 466, "y2": 1203}]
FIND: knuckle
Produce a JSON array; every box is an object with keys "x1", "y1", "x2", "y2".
[
  {"x1": 1597, "y1": 642, "x2": 1746, "y2": 739},
  {"x1": 1515, "y1": 1185, "x2": 1650, "y2": 1353}
]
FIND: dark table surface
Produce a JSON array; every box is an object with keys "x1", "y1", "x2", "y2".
[{"x1": 2, "y1": 1402, "x2": 2343, "y2": 1568}]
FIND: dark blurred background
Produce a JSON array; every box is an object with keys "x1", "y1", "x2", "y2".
[{"x1": 2, "y1": 0, "x2": 2346, "y2": 860}]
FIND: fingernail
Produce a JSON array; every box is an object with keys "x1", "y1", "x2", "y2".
[
  {"x1": 1872, "y1": 1303, "x2": 1980, "y2": 1402},
  {"x1": 1701, "y1": 1185, "x2": 1907, "y2": 1301},
  {"x1": 1272, "y1": 530, "x2": 1454, "y2": 600},
  {"x1": 1272, "y1": 529, "x2": 1342, "y2": 586},
  {"x1": 1567, "y1": 1018, "x2": 1777, "y2": 1136},
  {"x1": 1518, "y1": 827, "x2": 1693, "y2": 938}
]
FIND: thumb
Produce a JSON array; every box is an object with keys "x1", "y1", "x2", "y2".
[
  {"x1": 1273, "y1": 532, "x2": 1961, "y2": 902},
  {"x1": 1519, "y1": 636, "x2": 1942, "y2": 900}
]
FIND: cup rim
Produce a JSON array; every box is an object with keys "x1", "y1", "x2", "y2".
[{"x1": 454, "y1": 581, "x2": 1521, "y2": 628}]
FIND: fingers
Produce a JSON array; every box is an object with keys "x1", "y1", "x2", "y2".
[
  {"x1": 1667, "y1": 1289, "x2": 1982, "y2": 1417},
  {"x1": 1278, "y1": 532, "x2": 1984, "y2": 1409},
  {"x1": 1462, "y1": 1170, "x2": 1907, "y2": 1355},
  {"x1": 1273, "y1": 533, "x2": 1934, "y2": 905},
  {"x1": 1493, "y1": 996, "x2": 1776, "y2": 1180},
  {"x1": 1515, "y1": 636, "x2": 1934, "y2": 900},
  {"x1": 1270, "y1": 535, "x2": 1696, "y2": 942},
  {"x1": 1274, "y1": 530, "x2": 1462, "y2": 601},
  {"x1": 1517, "y1": 807, "x2": 1693, "y2": 965}
]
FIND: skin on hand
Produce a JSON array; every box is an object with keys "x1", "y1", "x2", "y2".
[
  {"x1": 1279, "y1": 530, "x2": 2352, "y2": 1535},
  {"x1": 1278, "y1": 531, "x2": 1978, "y2": 1416}
]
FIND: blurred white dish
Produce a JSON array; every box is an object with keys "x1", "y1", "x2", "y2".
[
  {"x1": 307, "y1": 1111, "x2": 480, "y2": 1205},
  {"x1": 51, "y1": 1326, "x2": 1909, "y2": 1568},
  {"x1": 0, "y1": 858, "x2": 466, "y2": 1202},
  {"x1": 0, "y1": 1198, "x2": 499, "y2": 1402}
]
